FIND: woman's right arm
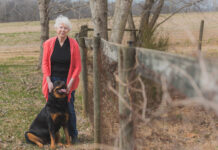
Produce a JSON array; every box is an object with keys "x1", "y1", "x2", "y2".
[{"x1": 42, "y1": 41, "x2": 53, "y2": 93}]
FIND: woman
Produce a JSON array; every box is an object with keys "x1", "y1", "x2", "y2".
[{"x1": 42, "y1": 15, "x2": 81, "y2": 143}]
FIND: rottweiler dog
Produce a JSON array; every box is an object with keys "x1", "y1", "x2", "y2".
[{"x1": 25, "y1": 80, "x2": 71, "y2": 149}]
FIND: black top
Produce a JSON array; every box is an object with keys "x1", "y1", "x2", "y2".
[{"x1": 51, "y1": 37, "x2": 71, "y2": 78}]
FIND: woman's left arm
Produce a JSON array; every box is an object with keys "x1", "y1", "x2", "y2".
[
  {"x1": 67, "y1": 40, "x2": 82, "y2": 93},
  {"x1": 72, "y1": 41, "x2": 82, "y2": 79},
  {"x1": 67, "y1": 78, "x2": 74, "y2": 94}
]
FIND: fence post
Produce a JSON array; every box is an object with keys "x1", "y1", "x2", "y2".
[
  {"x1": 118, "y1": 41, "x2": 135, "y2": 150},
  {"x1": 198, "y1": 20, "x2": 204, "y2": 51},
  {"x1": 78, "y1": 37, "x2": 89, "y2": 117},
  {"x1": 79, "y1": 25, "x2": 88, "y2": 37},
  {"x1": 93, "y1": 35, "x2": 101, "y2": 144}
]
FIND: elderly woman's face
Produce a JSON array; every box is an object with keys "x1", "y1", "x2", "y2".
[{"x1": 56, "y1": 23, "x2": 70, "y2": 39}]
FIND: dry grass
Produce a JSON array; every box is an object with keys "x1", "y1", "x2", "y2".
[
  {"x1": 158, "y1": 12, "x2": 218, "y2": 59},
  {"x1": 136, "y1": 105, "x2": 218, "y2": 150},
  {"x1": 1, "y1": 12, "x2": 218, "y2": 59}
]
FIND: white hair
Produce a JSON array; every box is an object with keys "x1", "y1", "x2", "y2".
[{"x1": 54, "y1": 15, "x2": 72, "y2": 31}]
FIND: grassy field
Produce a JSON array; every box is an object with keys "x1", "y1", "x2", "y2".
[
  {"x1": 159, "y1": 12, "x2": 218, "y2": 58},
  {"x1": 1, "y1": 12, "x2": 218, "y2": 60},
  {"x1": 0, "y1": 57, "x2": 45, "y2": 149},
  {"x1": 0, "y1": 12, "x2": 218, "y2": 149},
  {"x1": 0, "y1": 57, "x2": 93, "y2": 150}
]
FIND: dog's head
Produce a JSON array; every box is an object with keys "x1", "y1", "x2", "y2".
[{"x1": 52, "y1": 81, "x2": 67, "y2": 99}]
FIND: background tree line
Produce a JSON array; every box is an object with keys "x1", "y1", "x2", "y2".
[{"x1": 0, "y1": 0, "x2": 217, "y2": 23}]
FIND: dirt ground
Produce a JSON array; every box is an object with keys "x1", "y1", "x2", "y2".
[{"x1": 136, "y1": 105, "x2": 218, "y2": 150}]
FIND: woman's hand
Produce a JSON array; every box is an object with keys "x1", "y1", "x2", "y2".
[
  {"x1": 67, "y1": 78, "x2": 74, "y2": 94},
  {"x1": 48, "y1": 82, "x2": 53, "y2": 93},
  {"x1": 46, "y1": 76, "x2": 53, "y2": 93}
]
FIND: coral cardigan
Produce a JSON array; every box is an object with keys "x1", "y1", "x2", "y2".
[{"x1": 42, "y1": 36, "x2": 81, "y2": 102}]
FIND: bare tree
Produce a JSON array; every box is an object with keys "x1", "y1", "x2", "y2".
[
  {"x1": 90, "y1": 0, "x2": 108, "y2": 39},
  {"x1": 0, "y1": 0, "x2": 39, "y2": 22},
  {"x1": 136, "y1": 0, "x2": 204, "y2": 47},
  {"x1": 89, "y1": 0, "x2": 204, "y2": 45},
  {"x1": 0, "y1": 0, "x2": 7, "y2": 22},
  {"x1": 49, "y1": 0, "x2": 72, "y2": 18},
  {"x1": 110, "y1": 0, "x2": 133, "y2": 43},
  {"x1": 90, "y1": 0, "x2": 134, "y2": 43},
  {"x1": 136, "y1": 0, "x2": 164, "y2": 46},
  {"x1": 37, "y1": 0, "x2": 50, "y2": 70},
  {"x1": 37, "y1": 0, "x2": 91, "y2": 69}
]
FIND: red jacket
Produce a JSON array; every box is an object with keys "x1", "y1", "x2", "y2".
[{"x1": 42, "y1": 36, "x2": 81, "y2": 101}]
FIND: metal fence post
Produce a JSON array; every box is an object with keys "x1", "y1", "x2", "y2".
[
  {"x1": 118, "y1": 41, "x2": 136, "y2": 150},
  {"x1": 198, "y1": 20, "x2": 204, "y2": 51},
  {"x1": 78, "y1": 37, "x2": 89, "y2": 117},
  {"x1": 93, "y1": 35, "x2": 101, "y2": 144}
]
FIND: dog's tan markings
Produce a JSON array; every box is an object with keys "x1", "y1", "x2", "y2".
[
  {"x1": 27, "y1": 133, "x2": 43, "y2": 148},
  {"x1": 63, "y1": 125, "x2": 71, "y2": 146},
  {"x1": 65, "y1": 113, "x2": 69, "y2": 123},
  {"x1": 50, "y1": 113, "x2": 61, "y2": 122},
  {"x1": 53, "y1": 86, "x2": 66, "y2": 98},
  {"x1": 54, "y1": 92, "x2": 66, "y2": 98},
  {"x1": 55, "y1": 132, "x2": 63, "y2": 146},
  {"x1": 50, "y1": 132, "x2": 56, "y2": 149}
]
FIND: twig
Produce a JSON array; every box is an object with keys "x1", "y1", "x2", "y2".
[
  {"x1": 138, "y1": 76, "x2": 147, "y2": 120},
  {"x1": 108, "y1": 83, "x2": 150, "y2": 123}
]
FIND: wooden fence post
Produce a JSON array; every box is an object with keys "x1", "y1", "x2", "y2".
[
  {"x1": 93, "y1": 35, "x2": 101, "y2": 144},
  {"x1": 79, "y1": 25, "x2": 88, "y2": 37},
  {"x1": 198, "y1": 20, "x2": 204, "y2": 51},
  {"x1": 78, "y1": 37, "x2": 89, "y2": 117},
  {"x1": 118, "y1": 41, "x2": 135, "y2": 150}
]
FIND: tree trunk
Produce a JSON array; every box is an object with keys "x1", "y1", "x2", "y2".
[
  {"x1": 90, "y1": 0, "x2": 108, "y2": 40},
  {"x1": 110, "y1": 0, "x2": 133, "y2": 43},
  {"x1": 37, "y1": 0, "x2": 50, "y2": 70},
  {"x1": 149, "y1": 0, "x2": 164, "y2": 29},
  {"x1": 136, "y1": 0, "x2": 165, "y2": 47},
  {"x1": 136, "y1": 0, "x2": 154, "y2": 46},
  {"x1": 127, "y1": 11, "x2": 136, "y2": 42}
]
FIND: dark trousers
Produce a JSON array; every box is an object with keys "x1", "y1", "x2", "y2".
[{"x1": 51, "y1": 76, "x2": 78, "y2": 138}]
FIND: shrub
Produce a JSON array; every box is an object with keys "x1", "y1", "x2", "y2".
[{"x1": 140, "y1": 27, "x2": 169, "y2": 51}]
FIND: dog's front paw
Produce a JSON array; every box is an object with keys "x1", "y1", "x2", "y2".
[
  {"x1": 57, "y1": 142, "x2": 63, "y2": 146},
  {"x1": 50, "y1": 144, "x2": 56, "y2": 149},
  {"x1": 37, "y1": 143, "x2": 43, "y2": 148},
  {"x1": 65, "y1": 144, "x2": 72, "y2": 148}
]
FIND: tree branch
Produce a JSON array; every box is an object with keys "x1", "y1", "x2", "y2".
[{"x1": 153, "y1": 0, "x2": 204, "y2": 31}]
